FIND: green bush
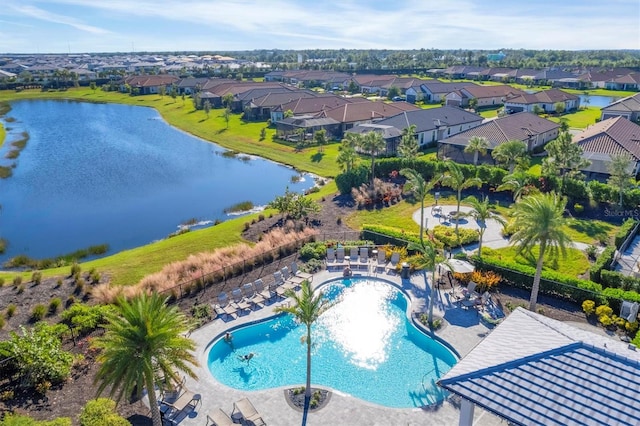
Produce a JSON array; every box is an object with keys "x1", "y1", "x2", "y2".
[
  {"x1": 0, "y1": 414, "x2": 72, "y2": 426},
  {"x1": 79, "y1": 398, "x2": 130, "y2": 426},
  {"x1": 48, "y1": 298, "x2": 62, "y2": 315},
  {"x1": 615, "y1": 218, "x2": 637, "y2": 248},
  {"x1": 1, "y1": 322, "x2": 74, "y2": 389},
  {"x1": 573, "y1": 203, "x2": 584, "y2": 214},
  {"x1": 362, "y1": 224, "x2": 420, "y2": 246},
  {"x1": 589, "y1": 246, "x2": 616, "y2": 283},
  {"x1": 601, "y1": 270, "x2": 640, "y2": 292},
  {"x1": 595, "y1": 305, "x2": 613, "y2": 318},
  {"x1": 582, "y1": 300, "x2": 595, "y2": 315},
  {"x1": 12, "y1": 276, "x2": 22, "y2": 286},
  {"x1": 299, "y1": 241, "x2": 328, "y2": 261},
  {"x1": 70, "y1": 262, "x2": 81, "y2": 277},
  {"x1": 31, "y1": 271, "x2": 43, "y2": 285},
  {"x1": 561, "y1": 178, "x2": 589, "y2": 201},
  {"x1": 588, "y1": 180, "x2": 614, "y2": 204},
  {"x1": 431, "y1": 225, "x2": 479, "y2": 248},
  {"x1": 31, "y1": 304, "x2": 47, "y2": 321},
  {"x1": 335, "y1": 164, "x2": 369, "y2": 194},
  {"x1": 60, "y1": 303, "x2": 115, "y2": 335}
]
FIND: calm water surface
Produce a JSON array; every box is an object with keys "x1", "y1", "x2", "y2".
[{"x1": 0, "y1": 100, "x2": 314, "y2": 261}]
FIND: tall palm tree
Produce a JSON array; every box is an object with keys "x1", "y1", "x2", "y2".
[
  {"x1": 93, "y1": 293, "x2": 199, "y2": 426},
  {"x1": 464, "y1": 136, "x2": 489, "y2": 166},
  {"x1": 275, "y1": 281, "x2": 331, "y2": 408},
  {"x1": 337, "y1": 133, "x2": 361, "y2": 172},
  {"x1": 408, "y1": 240, "x2": 449, "y2": 326},
  {"x1": 497, "y1": 172, "x2": 531, "y2": 202},
  {"x1": 509, "y1": 192, "x2": 571, "y2": 311},
  {"x1": 397, "y1": 125, "x2": 419, "y2": 163},
  {"x1": 441, "y1": 161, "x2": 482, "y2": 233},
  {"x1": 358, "y1": 131, "x2": 386, "y2": 185},
  {"x1": 491, "y1": 140, "x2": 528, "y2": 173},
  {"x1": 464, "y1": 195, "x2": 506, "y2": 257},
  {"x1": 401, "y1": 168, "x2": 441, "y2": 245}
]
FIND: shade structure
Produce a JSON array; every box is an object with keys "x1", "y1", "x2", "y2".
[{"x1": 444, "y1": 259, "x2": 475, "y2": 274}]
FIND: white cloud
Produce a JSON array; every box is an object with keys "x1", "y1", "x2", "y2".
[{"x1": 11, "y1": 4, "x2": 111, "y2": 35}]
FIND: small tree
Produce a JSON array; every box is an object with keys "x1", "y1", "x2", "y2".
[
  {"x1": 347, "y1": 80, "x2": 359, "y2": 94},
  {"x1": 607, "y1": 153, "x2": 634, "y2": 207},
  {"x1": 468, "y1": 97, "x2": 478, "y2": 111},
  {"x1": 203, "y1": 100, "x2": 211, "y2": 118},
  {"x1": 441, "y1": 161, "x2": 482, "y2": 234},
  {"x1": 464, "y1": 195, "x2": 506, "y2": 257},
  {"x1": 554, "y1": 102, "x2": 565, "y2": 115},
  {"x1": 408, "y1": 240, "x2": 449, "y2": 326},
  {"x1": 398, "y1": 125, "x2": 419, "y2": 163},
  {"x1": 222, "y1": 93, "x2": 234, "y2": 108},
  {"x1": 401, "y1": 168, "x2": 440, "y2": 244},
  {"x1": 358, "y1": 131, "x2": 387, "y2": 185},
  {"x1": 158, "y1": 86, "x2": 166, "y2": 98},
  {"x1": 542, "y1": 132, "x2": 589, "y2": 191},
  {"x1": 336, "y1": 134, "x2": 360, "y2": 173},
  {"x1": 313, "y1": 129, "x2": 327, "y2": 152},
  {"x1": 284, "y1": 109, "x2": 294, "y2": 118},
  {"x1": 532, "y1": 104, "x2": 544, "y2": 115},
  {"x1": 464, "y1": 136, "x2": 489, "y2": 166},
  {"x1": 491, "y1": 140, "x2": 528, "y2": 173},
  {"x1": 89, "y1": 82, "x2": 97, "y2": 92},
  {"x1": 224, "y1": 106, "x2": 231, "y2": 128},
  {"x1": 387, "y1": 86, "x2": 400, "y2": 99}
]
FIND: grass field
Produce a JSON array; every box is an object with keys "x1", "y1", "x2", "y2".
[
  {"x1": 482, "y1": 245, "x2": 590, "y2": 277},
  {"x1": 547, "y1": 107, "x2": 601, "y2": 129}
]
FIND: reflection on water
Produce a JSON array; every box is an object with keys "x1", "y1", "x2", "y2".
[{"x1": 318, "y1": 281, "x2": 399, "y2": 369}]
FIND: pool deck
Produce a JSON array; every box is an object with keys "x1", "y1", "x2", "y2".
[{"x1": 166, "y1": 268, "x2": 506, "y2": 426}]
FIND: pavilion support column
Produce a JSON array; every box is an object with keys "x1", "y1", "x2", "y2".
[{"x1": 459, "y1": 398, "x2": 475, "y2": 426}]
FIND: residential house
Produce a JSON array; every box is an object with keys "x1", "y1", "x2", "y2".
[
  {"x1": 370, "y1": 106, "x2": 484, "y2": 153},
  {"x1": 600, "y1": 93, "x2": 640, "y2": 122},
  {"x1": 121, "y1": 75, "x2": 179, "y2": 95},
  {"x1": 344, "y1": 124, "x2": 402, "y2": 155},
  {"x1": 440, "y1": 112, "x2": 560, "y2": 164},
  {"x1": 243, "y1": 90, "x2": 316, "y2": 120},
  {"x1": 605, "y1": 72, "x2": 640, "y2": 91},
  {"x1": 504, "y1": 89, "x2": 580, "y2": 114},
  {"x1": 176, "y1": 77, "x2": 211, "y2": 95},
  {"x1": 573, "y1": 116, "x2": 640, "y2": 179},
  {"x1": 274, "y1": 115, "x2": 341, "y2": 140},
  {"x1": 406, "y1": 81, "x2": 477, "y2": 104},
  {"x1": 0, "y1": 70, "x2": 16, "y2": 82},
  {"x1": 440, "y1": 66, "x2": 486, "y2": 80},
  {"x1": 270, "y1": 94, "x2": 355, "y2": 122},
  {"x1": 445, "y1": 84, "x2": 526, "y2": 108},
  {"x1": 577, "y1": 68, "x2": 636, "y2": 89},
  {"x1": 319, "y1": 100, "x2": 420, "y2": 135}
]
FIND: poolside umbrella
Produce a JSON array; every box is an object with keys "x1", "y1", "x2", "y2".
[{"x1": 445, "y1": 259, "x2": 475, "y2": 274}]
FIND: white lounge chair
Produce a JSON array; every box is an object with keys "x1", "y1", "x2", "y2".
[
  {"x1": 165, "y1": 388, "x2": 200, "y2": 422},
  {"x1": 254, "y1": 278, "x2": 275, "y2": 303},
  {"x1": 242, "y1": 282, "x2": 264, "y2": 308},
  {"x1": 213, "y1": 292, "x2": 237, "y2": 319},
  {"x1": 356, "y1": 247, "x2": 369, "y2": 270},
  {"x1": 282, "y1": 266, "x2": 304, "y2": 286},
  {"x1": 348, "y1": 247, "x2": 360, "y2": 266},
  {"x1": 621, "y1": 301, "x2": 640, "y2": 322},
  {"x1": 206, "y1": 408, "x2": 235, "y2": 426},
  {"x1": 385, "y1": 252, "x2": 400, "y2": 274},
  {"x1": 232, "y1": 397, "x2": 265, "y2": 426},
  {"x1": 335, "y1": 247, "x2": 349, "y2": 269},
  {"x1": 326, "y1": 248, "x2": 337, "y2": 269},
  {"x1": 231, "y1": 288, "x2": 251, "y2": 315}
]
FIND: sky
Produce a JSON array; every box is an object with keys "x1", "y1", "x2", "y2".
[{"x1": 1, "y1": 0, "x2": 639, "y2": 54}]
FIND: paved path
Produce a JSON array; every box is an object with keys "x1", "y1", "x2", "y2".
[
  {"x1": 615, "y1": 235, "x2": 640, "y2": 276},
  {"x1": 413, "y1": 205, "x2": 594, "y2": 254},
  {"x1": 160, "y1": 268, "x2": 507, "y2": 426}
]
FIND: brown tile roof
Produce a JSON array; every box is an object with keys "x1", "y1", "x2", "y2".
[
  {"x1": 601, "y1": 93, "x2": 640, "y2": 113},
  {"x1": 275, "y1": 94, "x2": 353, "y2": 115},
  {"x1": 460, "y1": 84, "x2": 527, "y2": 99},
  {"x1": 124, "y1": 74, "x2": 179, "y2": 87},
  {"x1": 505, "y1": 89, "x2": 580, "y2": 105},
  {"x1": 574, "y1": 117, "x2": 640, "y2": 160},
  {"x1": 322, "y1": 101, "x2": 419, "y2": 123}
]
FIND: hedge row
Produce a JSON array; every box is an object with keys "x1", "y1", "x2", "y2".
[
  {"x1": 362, "y1": 225, "x2": 421, "y2": 246},
  {"x1": 601, "y1": 270, "x2": 640, "y2": 293},
  {"x1": 614, "y1": 218, "x2": 638, "y2": 248},
  {"x1": 589, "y1": 246, "x2": 616, "y2": 283},
  {"x1": 432, "y1": 225, "x2": 479, "y2": 248}
]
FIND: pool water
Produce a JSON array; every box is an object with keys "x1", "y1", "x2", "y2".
[{"x1": 207, "y1": 278, "x2": 457, "y2": 408}]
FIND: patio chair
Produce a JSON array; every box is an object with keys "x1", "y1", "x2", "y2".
[
  {"x1": 230, "y1": 288, "x2": 251, "y2": 315},
  {"x1": 254, "y1": 279, "x2": 275, "y2": 304},
  {"x1": 232, "y1": 397, "x2": 266, "y2": 426},
  {"x1": 356, "y1": 247, "x2": 369, "y2": 270},
  {"x1": 206, "y1": 408, "x2": 235, "y2": 426},
  {"x1": 164, "y1": 388, "x2": 200, "y2": 422},
  {"x1": 326, "y1": 248, "x2": 337, "y2": 269},
  {"x1": 348, "y1": 247, "x2": 360, "y2": 266},
  {"x1": 335, "y1": 247, "x2": 349, "y2": 268},
  {"x1": 375, "y1": 249, "x2": 387, "y2": 272},
  {"x1": 291, "y1": 262, "x2": 313, "y2": 281},
  {"x1": 461, "y1": 281, "x2": 479, "y2": 298},
  {"x1": 282, "y1": 266, "x2": 304, "y2": 287},
  {"x1": 385, "y1": 252, "x2": 400, "y2": 274},
  {"x1": 212, "y1": 292, "x2": 238, "y2": 320},
  {"x1": 242, "y1": 282, "x2": 264, "y2": 308}
]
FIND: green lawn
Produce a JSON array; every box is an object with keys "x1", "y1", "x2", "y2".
[
  {"x1": 547, "y1": 107, "x2": 601, "y2": 129},
  {"x1": 563, "y1": 217, "x2": 617, "y2": 245},
  {"x1": 419, "y1": 103, "x2": 443, "y2": 110},
  {"x1": 0, "y1": 122, "x2": 5, "y2": 148},
  {"x1": 482, "y1": 245, "x2": 590, "y2": 277},
  {"x1": 478, "y1": 107, "x2": 501, "y2": 118},
  {"x1": 562, "y1": 88, "x2": 637, "y2": 98}
]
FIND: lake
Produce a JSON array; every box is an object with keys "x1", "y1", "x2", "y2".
[
  {"x1": 578, "y1": 94, "x2": 619, "y2": 108},
  {"x1": 0, "y1": 100, "x2": 315, "y2": 262}
]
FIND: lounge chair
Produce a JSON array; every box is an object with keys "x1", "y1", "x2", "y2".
[
  {"x1": 291, "y1": 262, "x2": 313, "y2": 281},
  {"x1": 335, "y1": 247, "x2": 349, "y2": 268},
  {"x1": 242, "y1": 282, "x2": 264, "y2": 308},
  {"x1": 356, "y1": 247, "x2": 369, "y2": 270},
  {"x1": 282, "y1": 266, "x2": 304, "y2": 287},
  {"x1": 165, "y1": 388, "x2": 200, "y2": 421},
  {"x1": 231, "y1": 288, "x2": 251, "y2": 315},
  {"x1": 326, "y1": 248, "x2": 337, "y2": 269},
  {"x1": 213, "y1": 292, "x2": 237, "y2": 320},
  {"x1": 254, "y1": 279, "x2": 275, "y2": 304},
  {"x1": 276, "y1": 268, "x2": 298, "y2": 297},
  {"x1": 232, "y1": 397, "x2": 266, "y2": 426},
  {"x1": 385, "y1": 252, "x2": 400, "y2": 274},
  {"x1": 206, "y1": 408, "x2": 235, "y2": 426},
  {"x1": 348, "y1": 247, "x2": 360, "y2": 266},
  {"x1": 375, "y1": 250, "x2": 387, "y2": 272}
]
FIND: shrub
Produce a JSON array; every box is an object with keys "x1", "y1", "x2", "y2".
[
  {"x1": 573, "y1": 203, "x2": 584, "y2": 214},
  {"x1": 585, "y1": 245, "x2": 597, "y2": 260},
  {"x1": 31, "y1": 304, "x2": 47, "y2": 321},
  {"x1": 305, "y1": 258, "x2": 323, "y2": 273},
  {"x1": 55, "y1": 278, "x2": 63, "y2": 288},
  {"x1": 589, "y1": 246, "x2": 616, "y2": 283},
  {"x1": 299, "y1": 241, "x2": 328, "y2": 261},
  {"x1": 0, "y1": 390, "x2": 14, "y2": 401},
  {"x1": 60, "y1": 303, "x2": 115, "y2": 336},
  {"x1": 363, "y1": 224, "x2": 420, "y2": 246},
  {"x1": 468, "y1": 270, "x2": 502, "y2": 292},
  {"x1": 432, "y1": 225, "x2": 479, "y2": 248},
  {"x1": 31, "y1": 271, "x2": 43, "y2": 285},
  {"x1": 12, "y1": 276, "x2": 22, "y2": 286},
  {"x1": 598, "y1": 314, "x2": 612, "y2": 327},
  {"x1": 49, "y1": 298, "x2": 62, "y2": 315},
  {"x1": 75, "y1": 279, "x2": 85, "y2": 295},
  {"x1": 80, "y1": 398, "x2": 130, "y2": 426},
  {"x1": 582, "y1": 300, "x2": 596, "y2": 315},
  {"x1": 16, "y1": 284, "x2": 25, "y2": 294},
  {"x1": 0, "y1": 414, "x2": 72, "y2": 425},
  {"x1": 191, "y1": 304, "x2": 213, "y2": 322},
  {"x1": 70, "y1": 263, "x2": 81, "y2": 277},
  {"x1": 6, "y1": 304, "x2": 16, "y2": 318},
  {"x1": 625, "y1": 321, "x2": 638, "y2": 334},
  {"x1": 0, "y1": 277, "x2": 4, "y2": 286},
  {"x1": 615, "y1": 218, "x2": 637, "y2": 248},
  {"x1": 595, "y1": 305, "x2": 613, "y2": 318}
]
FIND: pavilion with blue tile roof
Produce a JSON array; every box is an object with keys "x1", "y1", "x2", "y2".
[{"x1": 438, "y1": 307, "x2": 640, "y2": 426}]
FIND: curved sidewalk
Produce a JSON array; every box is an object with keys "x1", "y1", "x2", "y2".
[{"x1": 171, "y1": 269, "x2": 504, "y2": 426}]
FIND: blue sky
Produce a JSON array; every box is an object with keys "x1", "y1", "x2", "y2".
[{"x1": 1, "y1": 0, "x2": 639, "y2": 53}]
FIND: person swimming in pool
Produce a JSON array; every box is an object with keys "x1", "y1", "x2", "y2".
[
  {"x1": 238, "y1": 352, "x2": 255, "y2": 363},
  {"x1": 224, "y1": 332, "x2": 233, "y2": 342}
]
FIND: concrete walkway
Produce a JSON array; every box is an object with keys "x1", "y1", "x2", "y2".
[
  {"x1": 615, "y1": 235, "x2": 640, "y2": 276},
  {"x1": 413, "y1": 205, "x2": 593, "y2": 254},
  {"x1": 162, "y1": 268, "x2": 506, "y2": 426}
]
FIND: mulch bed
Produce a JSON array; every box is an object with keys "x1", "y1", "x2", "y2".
[{"x1": 0, "y1": 191, "x2": 594, "y2": 423}]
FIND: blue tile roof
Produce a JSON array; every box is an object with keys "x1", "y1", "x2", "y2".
[{"x1": 439, "y1": 326, "x2": 640, "y2": 426}]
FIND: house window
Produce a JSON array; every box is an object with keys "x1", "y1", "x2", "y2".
[{"x1": 447, "y1": 128, "x2": 451, "y2": 135}]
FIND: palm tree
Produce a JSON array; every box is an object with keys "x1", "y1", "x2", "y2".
[
  {"x1": 275, "y1": 281, "x2": 331, "y2": 408},
  {"x1": 337, "y1": 133, "x2": 361, "y2": 172},
  {"x1": 441, "y1": 161, "x2": 482, "y2": 233},
  {"x1": 401, "y1": 168, "x2": 440, "y2": 245},
  {"x1": 358, "y1": 131, "x2": 386, "y2": 185},
  {"x1": 491, "y1": 140, "x2": 528, "y2": 173},
  {"x1": 464, "y1": 195, "x2": 506, "y2": 257},
  {"x1": 607, "y1": 153, "x2": 634, "y2": 207},
  {"x1": 408, "y1": 240, "x2": 449, "y2": 326},
  {"x1": 397, "y1": 125, "x2": 419, "y2": 163},
  {"x1": 497, "y1": 172, "x2": 532, "y2": 202},
  {"x1": 464, "y1": 136, "x2": 489, "y2": 166},
  {"x1": 93, "y1": 293, "x2": 199, "y2": 426},
  {"x1": 509, "y1": 192, "x2": 571, "y2": 311}
]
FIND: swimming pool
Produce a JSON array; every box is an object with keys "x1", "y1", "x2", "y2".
[{"x1": 207, "y1": 277, "x2": 457, "y2": 408}]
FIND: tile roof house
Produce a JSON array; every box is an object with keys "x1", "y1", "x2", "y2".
[
  {"x1": 504, "y1": 89, "x2": 580, "y2": 114},
  {"x1": 406, "y1": 81, "x2": 478, "y2": 104},
  {"x1": 344, "y1": 124, "x2": 402, "y2": 154},
  {"x1": 121, "y1": 75, "x2": 179, "y2": 95},
  {"x1": 270, "y1": 94, "x2": 355, "y2": 122},
  {"x1": 445, "y1": 84, "x2": 527, "y2": 108},
  {"x1": 320, "y1": 100, "x2": 420, "y2": 134},
  {"x1": 601, "y1": 93, "x2": 640, "y2": 122},
  {"x1": 573, "y1": 116, "x2": 640, "y2": 178},
  {"x1": 440, "y1": 112, "x2": 560, "y2": 164},
  {"x1": 370, "y1": 106, "x2": 484, "y2": 153},
  {"x1": 438, "y1": 308, "x2": 640, "y2": 426}
]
